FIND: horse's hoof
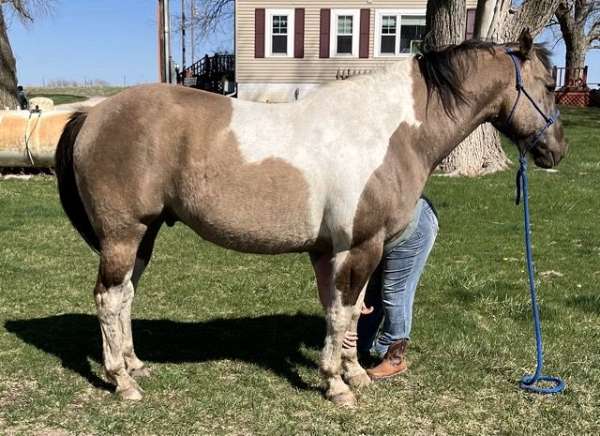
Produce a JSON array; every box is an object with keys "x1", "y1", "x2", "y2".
[
  {"x1": 346, "y1": 371, "x2": 371, "y2": 389},
  {"x1": 328, "y1": 390, "x2": 357, "y2": 408},
  {"x1": 129, "y1": 366, "x2": 151, "y2": 378},
  {"x1": 118, "y1": 386, "x2": 143, "y2": 401}
]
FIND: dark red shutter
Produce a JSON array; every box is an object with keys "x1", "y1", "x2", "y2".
[
  {"x1": 255, "y1": 8, "x2": 265, "y2": 58},
  {"x1": 319, "y1": 9, "x2": 330, "y2": 58},
  {"x1": 465, "y1": 8, "x2": 476, "y2": 40},
  {"x1": 295, "y1": 8, "x2": 305, "y2": 58},
  {"x1": 359, "y1": 9, "x2": 370, "y2": 58}
]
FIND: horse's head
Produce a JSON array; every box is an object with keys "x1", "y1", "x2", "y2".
[{"x1": 493, "y1": 30, "x2": 567, "y2": 168}]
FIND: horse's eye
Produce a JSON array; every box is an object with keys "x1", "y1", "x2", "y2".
[{"x1": 546, "y1": 84, "x2": 556, "y2": 92}]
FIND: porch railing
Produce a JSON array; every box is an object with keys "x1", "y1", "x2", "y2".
[
  {"x1": 179, "y1": 54, "x2": 235, "y2": 92},
  {"x1": 336, "y1": 68, "x2": 374, "y2": 80},
  {"x1": 553, "y1": 66, "x2": 588, "y2": 90}
]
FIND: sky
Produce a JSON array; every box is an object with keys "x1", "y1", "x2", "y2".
[
  {"x1": 6, "y1": 0, "x2": 232, "y2": 86},
  {"x1": 6, "y1": 1, "x2": 600, "y2": 87}
]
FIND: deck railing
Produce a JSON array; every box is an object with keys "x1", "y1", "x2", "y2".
[
  {"x1": 336, "y1": 68, "x2": 374, "y2": 80},
  {"x1": 553, "y1": 66, "x2": 588, "y2": 90},
  {"x1": 179, "y1": 54, "x2": 235, "y2": 86}
]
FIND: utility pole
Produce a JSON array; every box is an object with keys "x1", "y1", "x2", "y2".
[
  {"x1": 164, "y1": 0, "x2": 172, "y2": 83},
  {"x1": 190, "y1": 0, "x2": 195, "y2": 65},
  {"x1": 181, "y1": 0, "x2": 186, "y2": 72},
  {"x1": 158, "y1": 0, "x2": 165, "y2": 82}
]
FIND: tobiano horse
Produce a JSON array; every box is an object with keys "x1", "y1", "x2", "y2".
[{"x1": 55, "y1": 30, "x2": 567, "y2": 407}]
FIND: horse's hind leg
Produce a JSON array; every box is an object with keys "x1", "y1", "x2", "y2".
[
  {"x1": 95, "y1": 228, "x2": 145, "y2": 401},
  {"x1": 121, "y1": 220, "x2": 163, "y2": 378}
]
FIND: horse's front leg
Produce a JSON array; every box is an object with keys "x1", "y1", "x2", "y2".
[
  {"x1": 314, "y1": 236, "x2": 383, "y2": 407},
  {"x1": 341, "y1": 284, "x2": 371, "y2": 389}
]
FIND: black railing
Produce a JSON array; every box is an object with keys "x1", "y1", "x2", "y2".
[{"x1": 179, "y1": 54, "x2": 235, "y2": 94}]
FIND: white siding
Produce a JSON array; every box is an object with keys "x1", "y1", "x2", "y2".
[{"x1": 236, "y1": 0, "x2": 478, "y2": 85}]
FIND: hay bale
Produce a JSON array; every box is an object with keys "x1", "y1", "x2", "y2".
[
  {"x1": 29, "y1": 97, "x2": 55, "y2": 112},
  {"x1": 0, "y1": 110, "x2": 73, "y2": 166}
]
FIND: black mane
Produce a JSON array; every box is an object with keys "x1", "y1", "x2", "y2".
[{"x1": 417, "y1": 39, "x2": 552, "y2": 119}]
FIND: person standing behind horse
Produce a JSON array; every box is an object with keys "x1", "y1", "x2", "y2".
[
  {"x1": 17, "y1": 85, "x2": 29, "y2": 110},
  {"x1": 324, "y1": 197, "x2": 438, "y2": 379}
]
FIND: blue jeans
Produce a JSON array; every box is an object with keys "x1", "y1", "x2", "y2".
[{"x1": 357, "y1": 201, "x2": 438, "y2": 357}]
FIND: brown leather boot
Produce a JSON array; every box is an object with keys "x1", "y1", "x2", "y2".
[{"x1": 367, "y1": 339, "x2": 408, "y2": 381}]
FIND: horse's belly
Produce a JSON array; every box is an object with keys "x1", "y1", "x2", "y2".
[
  {"x1": 173, "y1": 168, "x2": 321, "y2": 254},
  {"x1": 182, "y1": 212, "x2": 318, "y2": 254}
]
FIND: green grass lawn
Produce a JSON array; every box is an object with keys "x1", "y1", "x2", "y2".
[
  {"x1": 0, "y1": 106, "x2": 599, "y2": 435},
  {"x1": 27, "y1": 86, "x2": 126, "y2": 98},
  {"x1": 28, "y1": 94, "x2": 88, "y2": 106}
]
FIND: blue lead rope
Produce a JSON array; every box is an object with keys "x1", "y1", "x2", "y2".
[{"x1": 515, "y1": 155, "x2": 565, "y2": 394}]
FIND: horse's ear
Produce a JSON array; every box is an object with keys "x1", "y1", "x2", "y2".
[{"x1": 518, "y1": 28, "x2": 533, "y2": 59}]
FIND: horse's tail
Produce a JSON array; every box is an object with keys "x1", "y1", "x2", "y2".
[{"x1": 55, "y1": 111, "x2": 100, "y2": 253}]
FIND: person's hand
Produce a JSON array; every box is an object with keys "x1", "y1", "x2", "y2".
[
  {"x1": 361, "y1": 302, "x2": 374, "y2": 315},
  {"x1": 342, "y1": 331, "x2": 358, "y2": 349}
]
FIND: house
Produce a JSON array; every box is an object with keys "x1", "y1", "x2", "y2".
[{"x1": 234, "y1": 1, "x2": 478, "y2": 102}]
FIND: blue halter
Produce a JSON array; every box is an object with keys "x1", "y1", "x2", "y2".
[
  {"x1": 505, "y1": 48, "x2": 565, "y2": 395},
  {"x1": 505, "y1": 48, "x2": 560, "y2": 159}
]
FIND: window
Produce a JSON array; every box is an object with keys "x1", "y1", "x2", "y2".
[
  {"x1": 266, "y1": 9, "x2": 294, "y2": 57},
  {"x1": 375, "y1": 10, "x2": 426, "y2": 57},
  {"x1": 337, "y1": 15, "x2": 353, "y2": 54},
  {"x1": 331, "y1": 9, "x2": 360, "y2": 57},
  {"x1": 272, "y1": 15, "x2": 288, "y2": 54},
  {"x1": 380, "y1": 15, "x2": 397, "y2": 54},
  {"x1": 400, "y1": 15, "x2": 425, "y2": 54}
]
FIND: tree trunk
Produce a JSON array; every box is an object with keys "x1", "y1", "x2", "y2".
[
  {"x1": 427, "y1": 0, "x2": 509, "y2": 176},
  {"x1": 486, "y1": 0, "x2": 561, "y2": 42},
  {"x1": 556, "y1": 1, "x2": 588, "y2": 89},
  {"x1": 565, "y1": 39, "x2": 587, "y2": 70},
  {"x1": 0, "y1": 5, "x2": 18, "y2": 110},
  {"x1": 426, "y1": 0, "x2": 466, "y2": 45},
  {"x1": 565, "y1": 39, "x2": 587, "y2": 87}
]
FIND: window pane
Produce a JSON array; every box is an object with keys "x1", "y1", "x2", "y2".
[
  {"x1": 272, "y1": 15, "x2": 287, "y2": 34},
  {"x1": 382, "y1": 16, "x2": 397, "y2": 34},
  {"x1": 381, "y1": 35, "x2": 396, "y2": 54},
  {"x1": 337, "y1": 35, "x2": 353, "y2": 54},
  {"x1": 337, "y1": 16, "x2": 353, "y2": 34},
  {"x1": 272, "y1": 35, "x2": 287, "y2": 54},
  {"x1": 400, "y1": 15, "x2": 426, "y2": 53}
]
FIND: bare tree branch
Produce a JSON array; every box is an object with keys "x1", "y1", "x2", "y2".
[
  {"x1": 189, "y1": 0, "x2": 234, "y2": 40},
  {"x1": 588, "y1": 17, "x2": 600, "y2": 43},
  {"x1": 0, "y1": 0, "x2": 55, "y2": 24},
  {"x1": 508, "y1": 0, "x2": 561, "y2": 38}
]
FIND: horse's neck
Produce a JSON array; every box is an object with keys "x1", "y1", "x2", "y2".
[
  {"x1": 368, "y1": 51, "x2": 511, "y2": 210},
  {"x1": 413, "y1": 55, "x2": 510, "y2": 171}
]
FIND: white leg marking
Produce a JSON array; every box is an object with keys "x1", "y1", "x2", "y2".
[
  {"x1": 342, "y1": 284, "x2": 371, "y2": 389},
  {"x1": 96, "y1": 278, "x2": 143, "y2": 401},
  {"x1": 320, "y1": 251, "x2": 357, "y2": 407},
  {"x1": 119, "y1": 280, "x2": 149, "y2": 377}
]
